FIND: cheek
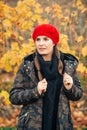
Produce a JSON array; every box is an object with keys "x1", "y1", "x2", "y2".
[
  {"x1": 48, "y1": 46, "x2": 54, "y2": 51},
  {"x1": 47, "y1": 42, "x2": 55, "y2": 49},
  {"x1": 45, "y1": 45, "x2": 54, "y2": 53}
]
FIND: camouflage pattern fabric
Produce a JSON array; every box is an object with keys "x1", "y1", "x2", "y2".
[{"x1": 9, "y1": 52, "x2": 83, "y2": 130}]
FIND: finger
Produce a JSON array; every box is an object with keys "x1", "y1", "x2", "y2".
[
  {"x1": 64, "y1": 79, "x2": 73, "y2": 85},
  {"x1": 41, "y1": 80, "x2": 47, "y2": 84},
  {"x1": 42, "y1": 78, "x2": 47, "y2": 82},
  {"x1": 42, "y1": 87, "x2": 47, "y2": 93}
]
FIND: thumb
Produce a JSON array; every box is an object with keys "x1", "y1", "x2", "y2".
[{"x1": 43, "y1": 78, "x2": 47, "y2": 82}]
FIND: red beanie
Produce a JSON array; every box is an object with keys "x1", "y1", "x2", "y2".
[{"x1": 32, "y1": 24, "x2": 59, "y2": 45}]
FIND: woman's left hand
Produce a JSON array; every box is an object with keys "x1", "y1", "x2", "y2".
[{"x1": 63, "y1": 73, "x2": 73, "y2": 90}]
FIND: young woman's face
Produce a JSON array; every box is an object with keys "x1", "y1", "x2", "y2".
[{"x1": 35, "y1": 36, "x2": 55, "y2": 57}]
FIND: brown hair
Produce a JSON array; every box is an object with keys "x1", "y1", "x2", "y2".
[
  {"x1": 34, "y1": 46, "x2": 63, "y2": 81},
  {"x1": 55, "y1": 46, "x2": 63, "y2": 75}
]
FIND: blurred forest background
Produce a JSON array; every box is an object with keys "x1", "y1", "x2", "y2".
[{"x1": 0, "y1": 0, "x2": 87, "y2": 129}]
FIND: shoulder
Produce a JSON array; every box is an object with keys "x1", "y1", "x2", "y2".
[
  {"x1": 23, "y1": 52, "x2": 35, "y2": 62},
  {"x1": 60, "y1": 51, "x2": 78, "y2": 64},
  {"x1": 17, "y1": 53, "x2": 35, "y2": 72},
  {"x1": 60, "y1": 51, "x2": 79, "y2": 74}
]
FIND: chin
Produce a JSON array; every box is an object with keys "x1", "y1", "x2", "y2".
[
  {"x1": 38, "y1": 51, "x2": 46, "y2": 55},
  {"x1": 39, "y1": 53, "x2": 47, "y2": 56}
]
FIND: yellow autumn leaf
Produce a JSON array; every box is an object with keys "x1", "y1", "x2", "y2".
[
  {"x1": 17, "y1": 0, "x2": 23, "y2": 7},
  {"x1": 0, "y1": 90, "x2": 11, "y2": 105},
  {"x1": 77, "y1": 63, "x2": 87, "y2": 73},
  {"x1": 3, "y1": 19, "x2": 12, "y2": 28},
  {"x1": 11, "y1": 42, "x2": 20, "y2": 51},
  {"x1": 77, "y1": 36, "x2": 84, "y2": 42},
  {"x1": 3, "y1": 5, "x2": 13, "y2": 19},
  {"x1": 26, "y1": 11, "x2": 33, "y2": 18},
  {"x1": 71, "y1": 11, "x2": 77, "y2": 17},
  {"x1": 64, "y1": 16, "x2": 69, "y2": 23},
  {"x1": 21, "y1": 20, "x2": 33, "y2": 30},
  {"x1": 18, "y1": 36, "x2": 24, "y2": 41},
  {"x1": 20, "y1": 5, "x2": 28, "y2": 13},
  {"x1": 9, "y1": 52, "x2": 19, "y2": 66},
  {"x1": 59, "y1": 34, "x2": 70, "y2": 52},
  {"x1": 52, "y1": 4, "x2": 63, "y2": 19},
  {"x1": 23, "y1": 0, "x2": 36, "y2": 6},
  {"x1": 34, "y1": 3, "x2": 43, "y2": 14},
  {"x1": 45, "y1": 7, "x2": 51, "y2": 14},
  {"x1": 21, "y1": 42, "x2": 35, "y2": 55},
  {"x1": 31, "y1": 14, "x2": 41, "y2": 22},
  {"x1": 82, "y1": 46, "x2": 87, "y2": 57},
  {"x1": 76, "y1": 0, "x2": 82, "y2": 7},
  {"x1": 0, "y1": 52, "x2": 12, "y2": 72},
  {"x1": 5, "y1": 62, "x2": 12, "y2": 72},
  {"x1": 76, "y1": 0, "x2": 85, "y2": 10},
  {"x1": 4, "y1": 30, "x2": 12, "y2": 38},
  {"x1": 81, "y1": 7, "x2": 87, "y2": 13},
  {"x1": 13, "y1": 65, "x2": 20, "y2": 74},
  {"x1": 7, "y1": 66, "x2": 12, "y2": 72},
  {"x1": 21, "y1": 22, "x2": 29, "y2": 30},
  {"x1": 36, "y1": 19, "x2": 49, "y2": 25}
]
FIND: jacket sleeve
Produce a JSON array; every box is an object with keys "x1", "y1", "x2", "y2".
[
  {"x1": 63, "y1": 73, "x2": 83, "y2": 101},
  {"x1": 9, "y1": 62, "x2": 40, "y2": 105},
  {"x1": 63, "y1": 53, "x2": 83, "y2": 101}
]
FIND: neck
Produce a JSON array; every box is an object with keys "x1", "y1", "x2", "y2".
[{"x1": 42, "y1": 53, "x2": 53, "y2": 61}]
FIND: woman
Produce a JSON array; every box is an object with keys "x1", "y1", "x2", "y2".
[{"x1": 9, "y1": 24, "x2": 83, "y2": 130}]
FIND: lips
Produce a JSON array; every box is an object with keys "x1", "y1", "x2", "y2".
[{"x1": 39, "y1": 48, "x2": 46, "y2": 50}]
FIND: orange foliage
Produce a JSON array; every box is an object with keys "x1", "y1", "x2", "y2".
[{"x1": 0, "y1": 0, "x2": 86, "y2": 74}]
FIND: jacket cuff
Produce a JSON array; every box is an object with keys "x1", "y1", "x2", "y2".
[
  {"x1": 33, "y1": 87, "x2": 41, "y2": 98},
  {"x1": 63, "y1": 85, "x2": 75, "y2": 94}
]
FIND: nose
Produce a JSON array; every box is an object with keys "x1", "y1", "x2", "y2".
[{"x1": 39, "y1": 39, "x2": 44, "y2": 45}]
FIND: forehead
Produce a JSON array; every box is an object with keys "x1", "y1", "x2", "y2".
[{"x1": 37, "y1": 36, "x2": 49, "y2": 39}]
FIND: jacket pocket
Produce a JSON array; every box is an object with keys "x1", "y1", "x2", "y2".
[{"x1": 18, "y1": 111, "x2": 30, "y2": 127}]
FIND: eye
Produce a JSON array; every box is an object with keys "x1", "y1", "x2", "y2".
[
  {"x1": 43, "y1": 37, "x2": 49, "y2": 41},
  {"x1": 36, "y1": 37, "x2": 40, "y2": 41}
]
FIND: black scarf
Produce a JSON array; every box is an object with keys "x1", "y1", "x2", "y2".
[{"x1": 37, "y1": 53, "x2": 63, "y2": 130}]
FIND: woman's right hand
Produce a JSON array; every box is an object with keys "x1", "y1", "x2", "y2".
[{"x1": 37, "y1": 78, "x2": 47, "y2": 95}]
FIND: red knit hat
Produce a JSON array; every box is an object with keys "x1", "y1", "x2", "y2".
[{"x1": 32, "y1": 24, "x2": 59, "y2": 45}]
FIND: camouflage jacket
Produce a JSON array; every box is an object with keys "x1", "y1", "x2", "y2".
[{"x1": 9, "y1": 51, "x2": 83, "y2": 130}]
